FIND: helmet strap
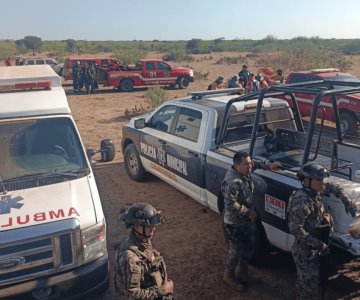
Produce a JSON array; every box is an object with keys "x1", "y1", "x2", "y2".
[{"x1": 133, "y1": 225, "x2": 152, "y2": 240}]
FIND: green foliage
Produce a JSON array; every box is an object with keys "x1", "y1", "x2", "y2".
[
  {"x1": 256, "y1": 48, "x2": 352, "y2": 72},
  {"x1": 113, "y1": 49, "x2": 147, "y2": 64},
  {"x1": 66, "y1": 39, "x2": 77, "y2": 52},
  {"x1": 216, "y1": 56, "x2": 247, "y2": 65},
  {"x1": 144, "y1": 86, "x2": 168, "y2": 107},
  {"x1": 16, "y1": 36, "x2": 42, "y2": 55},
  {"x1": 194, "y1": 71, "x2": 210, "y2": 80},
  {"x1": 0, "y1": 41, "x2": 16, "y2": 60}
]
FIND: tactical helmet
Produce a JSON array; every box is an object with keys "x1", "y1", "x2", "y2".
[
  {"x1": 231, "y1": 75, "x2": 238, "y2": 81},
  {"x1": 297, "y1": 163, "x2": 330, "y2": 180},
  {"x1": 276, "y1": 69, "x2": 284, "y2": 75},
  {"x1": 120, "y1": 203, "x2": 162, "y2": 228}
]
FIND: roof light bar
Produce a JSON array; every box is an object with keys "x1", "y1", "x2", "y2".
[{"x1": 0, "y1": 81, "x2": 52, "y2": 91}]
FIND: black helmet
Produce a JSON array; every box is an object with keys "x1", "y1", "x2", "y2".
[
  {"x1": 276, "y1": 69, "x2": 284, "y2": 75},
  {"x1": 297, "y1": 163, "x2": 330, "y2": 180},
  {"x1": 120, "y1": 203, "x2": 162, "y2": 228}
]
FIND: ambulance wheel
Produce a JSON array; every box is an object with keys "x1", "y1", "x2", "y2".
[
  {"x1": 340, "y1": 111, "x2": 358, "y2": 137},
  {"x1": 177, "y1": 76, "x2": 189, "y2": 89},
  {"x1": 120, "y1": 79, "x2": 134, "y2": 92},
  {"x1": 124, "y1": 144, "x2": 146, "y2": 181}
]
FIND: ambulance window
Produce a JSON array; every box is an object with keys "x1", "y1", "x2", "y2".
[
  {"x1": 145, "y1": 62, "x2": 155, "y2": 70},
  {"x1": 149, "y1": 105, "x2": 178, "y2": 133},
  {"x1": 27, "y1": 60, "x2": 35, "y2": 65},
  {"x1": 174, "y1": 108, "x2": 202, "y2": 142}
]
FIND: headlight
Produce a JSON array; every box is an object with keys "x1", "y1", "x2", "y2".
[
  {"x1": 189, "y1": 70, "x2": 194, "y2": 77},
  {"x1": 82, "y1": 219, "x2": 107, "y2": 263}
]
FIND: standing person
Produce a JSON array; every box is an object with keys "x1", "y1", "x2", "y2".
[
  {"x1": 4, "y1": 57, "x2": 12, "y2": 66},
  {"x1": 72, "y1": 61, "x2": 81, "y2": 92},
  {"x1": 115, "y1": 203, "x2": 174, "y2": 300},
  {"x1": 287, "y1": 163, "x2": 357, "y2": 300},
  {"x1": 238, "y1": 65, "x2": 250, "y2": 89},
  {"x1": 221, "y1": 151, "x2": 282, "y2": 292}
]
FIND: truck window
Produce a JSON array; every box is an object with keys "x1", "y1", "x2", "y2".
[
  {"x1": 0, "y1": 117, "x2": 87, "y2": 183},
  {"x1": 148, "y1": 105, "x2": 178, "y2": 133},
  {"x1": 46, "y1": 59, "x2": 56, "y2": 65},
  {"x1": 157, "y1": 62, "x2": 171, "y2": 71},
  {"x1": 27, "y1": 60, "x2": 35, "y2": 65},
  {"x1": 288, "y1": 74, "x2": 318, "y2": 83},
  {"x1": 174, "y1": 108, "x2": 202, "y2": 142},
  {"x1": 36, "y1": 60, "x2": 45, "y2": 65},
  {"x1": 145, "y1": 62, "x2": 155, "y2": 70}
]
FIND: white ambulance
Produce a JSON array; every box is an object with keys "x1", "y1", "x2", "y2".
[{"x1": 0, "y1": 65, "x2": 115, "y2": 299}]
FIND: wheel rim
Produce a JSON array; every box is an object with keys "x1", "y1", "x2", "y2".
[
  {"x1": 340, "y1": 119, "x2": 349, "y2": 132},
  {"x1": 128, "y1": 153, "x2": 139, "y2": 175}
]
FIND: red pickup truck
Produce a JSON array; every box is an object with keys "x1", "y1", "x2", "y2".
[
  {"x1": 262, "y1": 68, "x2": 360, "y2": 136},
  {"x1": 105, "y1": 59, "x2": 194, "y2": 92}
]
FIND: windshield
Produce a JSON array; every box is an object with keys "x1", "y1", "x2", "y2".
[
  {"x1": 0, "y1": 117, "x2": 88, "y2": 181},
  {"x1": 328, "y1": 75, "x2": 360, "y2": 89}
]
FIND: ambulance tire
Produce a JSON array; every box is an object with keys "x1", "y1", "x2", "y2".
[
  {"x1": 177, "y1": 76, "x2": 189, "y2": 89},
  {"x1": 120, "y1": 79, "x2": 134, "y2": 92},
  {"x1": 340, "y1": 111, "x2": 358, "y2": 137},
  {"x1": 124, "y1": 144, "x2": 146, "y2": 181}
]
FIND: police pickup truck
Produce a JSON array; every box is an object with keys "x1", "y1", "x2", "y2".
[{"x1": 122, "y1": 84, "x2": 360, "y2": 259}]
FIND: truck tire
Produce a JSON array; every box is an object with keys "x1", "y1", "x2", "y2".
[
  {"x1": 120, "y1": 79, "x2": 134, "y2": 92},
  {"x1": 124, "y1": 144, "x2": 146, "y2": 181},
  {"x1": 340, "y1": 111, "x2": 358, "y2": 137},
  {"x1": 177, "y1": 76, "x2": 190, "y2": 89}
]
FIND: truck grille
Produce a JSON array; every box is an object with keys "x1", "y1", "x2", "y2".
[{"x1": 0, "y1": 219, "x2": 80, "y2": 286}]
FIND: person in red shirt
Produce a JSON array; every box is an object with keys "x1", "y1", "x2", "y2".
[{"x1": 5, "y1": 57, "x2": 13, "y2": 66}]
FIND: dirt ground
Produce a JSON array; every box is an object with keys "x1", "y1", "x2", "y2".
[{"x1": 60, "y1": 53, "x2": 360, "y2": 300}]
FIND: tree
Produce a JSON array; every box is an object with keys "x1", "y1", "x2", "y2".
[
  {"x1": 65, "y1": 39, "x2": 77, "y2": 52},
  {"x1": 17, "y1": 36, "x2": 42, "y2": 55}
]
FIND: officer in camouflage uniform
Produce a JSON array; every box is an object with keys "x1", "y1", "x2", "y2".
[
  {"x1": 115, "y1": 203, "x2": 174, "y2": 300},
  {"x1": 221, "y1": 151, "x2": 282, "y2": 292},
  {"x1": 287, "y1": 163, "x2": 357, "y2": 300}
]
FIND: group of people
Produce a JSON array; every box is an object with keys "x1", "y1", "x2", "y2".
[
  {"x1": 208, "y1": 64, "x2": 285, "y2": 94},
  {"x1": 115, "y1": 150, "x2": 357, "y2": 300},
  {"x1": 72, "y1": 61, "x2": 98, "y2": 94}
]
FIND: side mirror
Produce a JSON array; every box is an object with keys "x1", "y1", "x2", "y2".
[
  {"x1": 100, "y1": 139, "x2": 115, "y2": 162},
  {"x1": 135, "y1": 118, "x2": 146, "y2": 129}
]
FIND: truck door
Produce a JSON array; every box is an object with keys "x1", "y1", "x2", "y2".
[
  {"x1": 139, "y1": 104, "x2": 207, "y2": 203},
  {"x1": 155, "y1": 61, "x2": 173, "y2": 85},
  {"x1": 142, "y1": 61, "x2": 157, "y2": 85}
]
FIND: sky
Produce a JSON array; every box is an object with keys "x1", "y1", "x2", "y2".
[{"x1": 1, "y1": 0, "x2": 360, "y2": 41}]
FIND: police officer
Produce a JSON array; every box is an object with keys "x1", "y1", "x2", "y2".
[
  {"x1": 72, "y1": 61, "x2": 81, "y2": 92},
  {"x1": 115, "y1": 203, "x2": 174, "y2": 300},
  {"x1": 221, "y1": 151, "x2": 282, "y2": 291},
  {"x1": 287, "y1": 163, "x2": 357, "y2": 300}
]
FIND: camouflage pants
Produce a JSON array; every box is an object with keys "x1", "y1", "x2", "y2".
[
  {"x1": 292, "y1": 241, "x2": 320, "y2": 300},
  {"x1": 225, "y1": 219, "x2": 256, "y2": 272}
]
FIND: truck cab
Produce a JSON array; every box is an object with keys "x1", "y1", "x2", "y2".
[{"x1": 0, "y1": 65, "x2": 115, "y2": 299}]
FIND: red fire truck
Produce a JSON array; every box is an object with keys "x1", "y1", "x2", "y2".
[{"x1": 105, "y1": 59, "x2": 194, "y2": 91}]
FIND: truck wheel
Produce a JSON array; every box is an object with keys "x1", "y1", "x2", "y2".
[
  {"x1": 120, "y1": 79, "x2": 134, "y2": 92},
  {"x1": 177, "y1": 76, "x2": 190, "y2": 89},
  {"x1": 340, "y1": 111, "x2": 358, "y2": 137},
  {"x1": 124, "y1": 144, "x2": 146, "y2": 181}
]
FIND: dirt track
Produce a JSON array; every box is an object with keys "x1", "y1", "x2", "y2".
[{"x1": 62, "y1": 53, "x2": 360, "y2": 300}]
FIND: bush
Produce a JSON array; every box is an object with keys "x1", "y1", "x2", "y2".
[{"x1": 144, "y1": 86, "x2": 168, "y2": 107}]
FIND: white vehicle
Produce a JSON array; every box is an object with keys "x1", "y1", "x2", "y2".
[{"x1": 0, "y1": 65, "x2": 115, "y2": 299}]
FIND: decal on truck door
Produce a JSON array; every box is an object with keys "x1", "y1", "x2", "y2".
[
  {"x1": 265, "y1": 194, "x2": 286, "y2": 220},
  {"x1": 140, "y1": 141, "x2": 188, "y2": 176}
]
